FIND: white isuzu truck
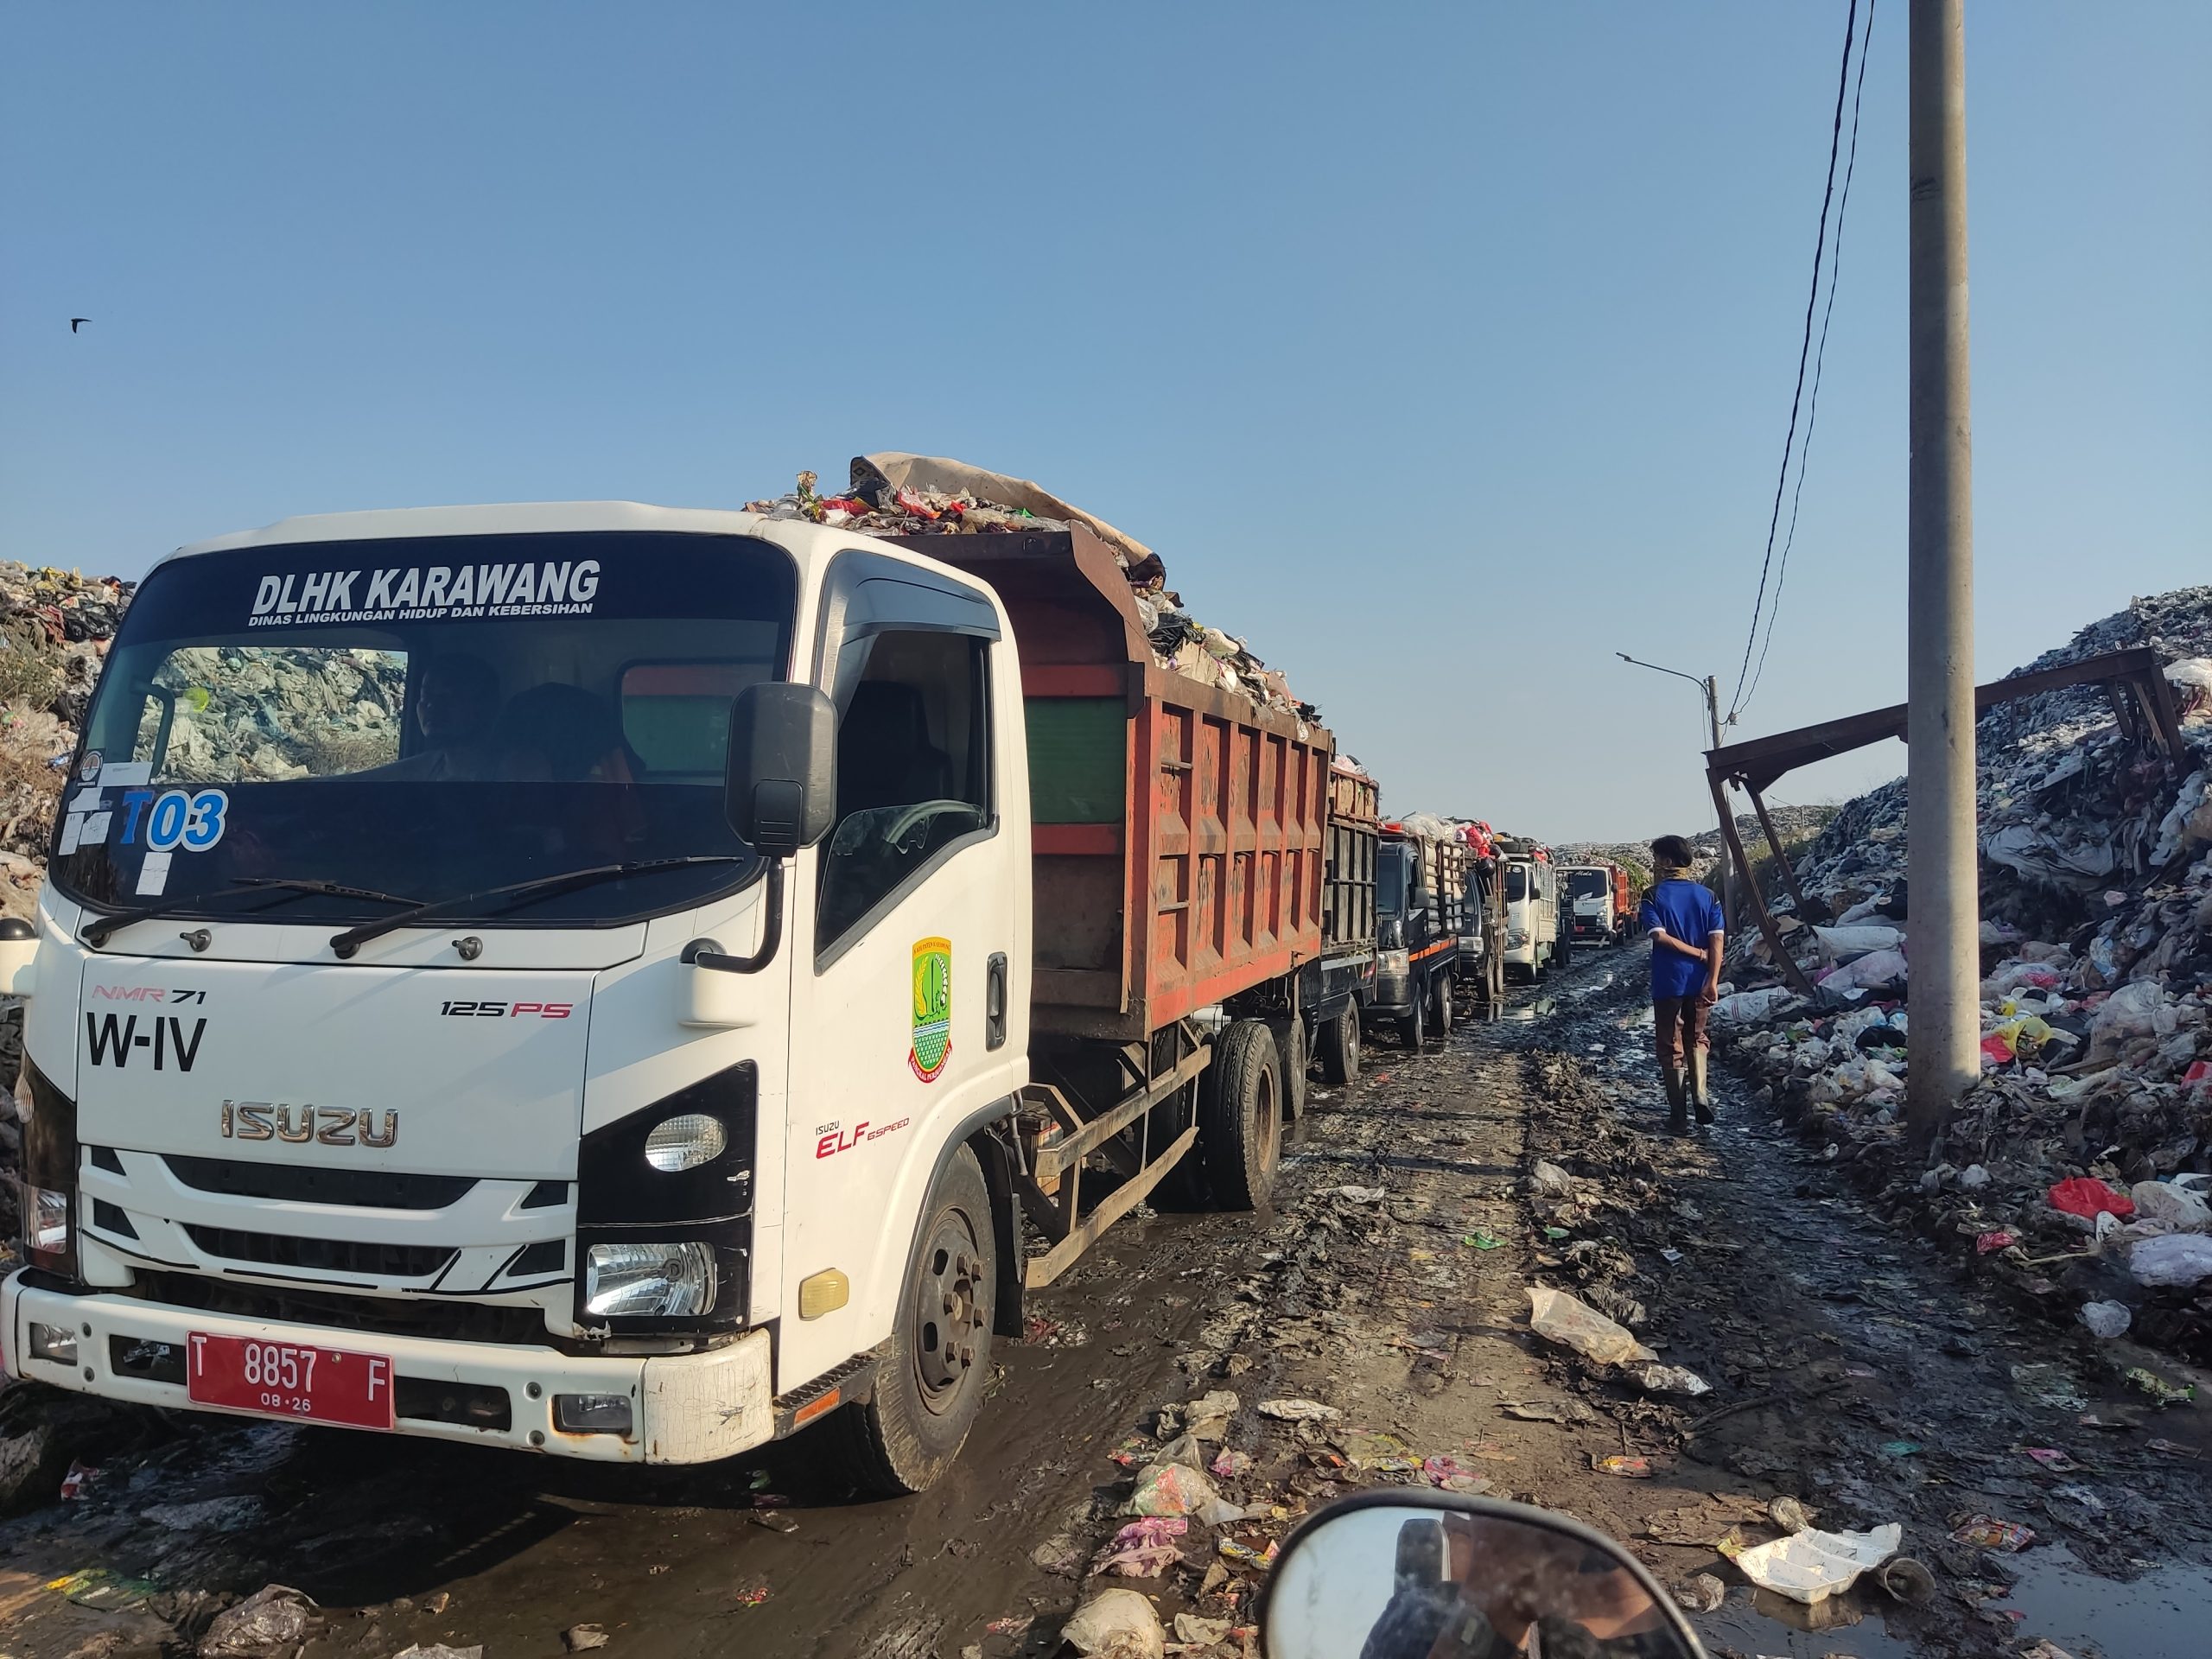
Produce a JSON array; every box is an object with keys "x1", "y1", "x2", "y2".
[{"x1": 2, "y1": 496, "x2": 1349, "y2": 1492}]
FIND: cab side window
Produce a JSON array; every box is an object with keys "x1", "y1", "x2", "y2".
[{"x1": 817, "y1": 628, "x2": 992, "y2": 956}]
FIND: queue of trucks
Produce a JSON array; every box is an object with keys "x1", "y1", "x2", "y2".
[{"x1": 0, "y1": 474, "x2": 1597, "y2": 1494}]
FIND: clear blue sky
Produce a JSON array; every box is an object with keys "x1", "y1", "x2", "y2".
[{"x1": 4, "y1": 2, "x2": 2205, "y2": 842}]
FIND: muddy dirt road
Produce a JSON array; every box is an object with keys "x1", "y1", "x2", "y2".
[{"x1": 6, "y1": 950, "x2": 2210, "y2": 1659}]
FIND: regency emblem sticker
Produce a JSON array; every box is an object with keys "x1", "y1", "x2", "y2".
[{"x1": 909, "y1": 937, "x2": 951, "y2": 1083}]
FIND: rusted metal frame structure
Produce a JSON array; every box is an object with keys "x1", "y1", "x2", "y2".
[{"x1": 1705, "y1": 647, "x2": 2187, "y2": 998}]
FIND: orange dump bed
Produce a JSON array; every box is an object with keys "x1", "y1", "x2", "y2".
[{"x1": 888, "y1": 527, "x2": 1332, "y2": 1043}]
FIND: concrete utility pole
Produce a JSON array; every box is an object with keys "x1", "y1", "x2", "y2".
[
  {"x1": 1616, "y1": 654, "x2": 1732, "y2": 931},
  {"x1": 1905, "y1": 0, "x2": 1980, "y2": 1147}
]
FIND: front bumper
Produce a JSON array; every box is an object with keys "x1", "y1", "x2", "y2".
[
  {"x1": 3, "y1": 1269, "x2": 773, "y2": 1465},
  {"x1": 1371, "y1": 972, "x2": 1414, "y2": 1017}
]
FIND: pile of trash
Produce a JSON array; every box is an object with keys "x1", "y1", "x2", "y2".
[
  {"x1": 746, "y1": 454, "x2": 1319, "y2": 724},
  {"x1": 1562, "y1": 805, "x2": 1836, "y2": 890},
  {"x1": 1709, "y1": 587, "x2": 2212, "y2": 1363},
  {"x1": 3, "y1": 560, "x2": 135, "y2": 904}
]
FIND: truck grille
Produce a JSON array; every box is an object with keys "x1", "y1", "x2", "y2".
[
  {"x1": 165, "y1": 1155, "x2": 476, "y2": 1211},
  {"x1": 135, "y1": 1271, "x2": 556, "y2": 1346},
  {"x1": 184, "y1": 1225, "x2": 456, "y2": 1280}
]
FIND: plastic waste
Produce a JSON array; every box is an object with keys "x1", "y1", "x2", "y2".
[
  {"x1": 395, "y1": 1648, "x2": 483, "y2": 1659},
  {"x1": 2125, "y1": 1367, "x2": 2196, "y2": 1405},
  {"x1": 2092, "y1": 980, "x2": 2168, "y2": 1039},
  {"x1": 1173, "y1": 1614, "x2": 1233, "y2": 1648},
  {"x1": 1875, "y1": 1557, "x2": 1938, "y2": 1604},
  {"x1": 562, "y1": 1627, "x2": 610, "y2": 1652},
  {"x1": 201, "y1": 1586, "x2": 320, "y2": 1658},
  {"x1": 1625, "y1": 1362, "x2": 1712, "y2": 1396},
  {"x1": 1951, "y1": 1515, "x2": 2034, "y2": 1552},
  {"x1": 1181, "y1": 1389, "x2": 1239, "y2": 1442},
  {"x1": 1712, "y1": 987, "x2": 1802, "y2": 1023},
  {"x1": 1529, "y1": 1160, "x2": 1575, "y2": 1195},
  {"x1": 2080, "y1": 1300, "x2": 2133, "y2": 1338},
  {"x1": 1592, "y1": 1455, "x2": 1652, "y2": 1478},
  {"x1": 2048, "y1": 1176, "x2": 2134, "y2": 1221},
  {"x1": 1063, "y1": 1588, "x2": 1166, "y2": 1659},
  {"x1": 1527, "y1": 1287, "x2": 1656, "y2": 1366},
  {"x1": 2129, "y1": 1233, "x2": 2212, "y2": 1288},
  {"x1": 1673, "y1": 1573, "x2": 1727, "y2": 1614},
  {"x1": 46, "y1": 1569, "x2": 161, "y2": 1612},
  {"x1": 1815, "y1": 925, "x2": 1904, "y2": 958},
  {"x1": 1730, "y1": 1523, "x2": 1902, "y2": 1605},
  {"x1": 1094, "y1": 1517, "x2": 1188, "y2": 1578},
  {"x1": 1122, "y1": 1461, "x2": 1240, "y2": 1525},
  {"x1": 2130, "y1": 1180, "x2": 2212, "y2": 1230},
  {"x1": 1255, "y1": 1398, "x2": 1340, "y2": 1422}
]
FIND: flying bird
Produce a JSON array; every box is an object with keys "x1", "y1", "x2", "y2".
[{"x1": 70, "y1": 318, "x2": 89, "y2": 333}]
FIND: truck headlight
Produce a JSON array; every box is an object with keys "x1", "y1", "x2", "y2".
[
  {"x1": 15, "y1": 1058, "x2": 79, "y2": 1280},
  {"x1": 584, "y1": 1241, "x2": 717, "y2": 1319},
  {"x1": 1381, "y1": 949, "x2": 1410, "y2": 976},
  {"x1": 644, "y1": 1113, "x2": 727, "y2": 1173}
]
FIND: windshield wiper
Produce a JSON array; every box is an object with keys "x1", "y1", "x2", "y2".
[
  {"x1": 327, "y1": 855, "x2": 754, "y2": 959},
  {"x1": 81, "y1": 877, "x2": 426, "y2": 949}
]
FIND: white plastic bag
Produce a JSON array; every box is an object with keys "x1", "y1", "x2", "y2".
[
  {"x1": 1815, "y1": 925, "x2": 1903, "y2": 959},
  {"x1": 2093, "y1": 980, "x2": 2168, "y2": 1039},
  {"x1": 1731, "y1": 1524, "x2": 1902, "y2": 1605},
  {"x1": 1064, "y1": 1590, "x2": 1166, "y2": 1659},
  {"x1": 2080, "y1": 1300, "x2": 2132, "y2": 1338},
  {"x1": 2131, "y1": 1180, "x2": 2212, "y2": 1230},
  {"x1": 1527, "y1": 1287, "x2": 1656, "y2": 1366},
  {"x1": 1712, "y1": 988, "x2": 1802, "y2": 1024},
  {"x1": 2131, "y1": 1233, "x2": 2212, "y2": 1288}
]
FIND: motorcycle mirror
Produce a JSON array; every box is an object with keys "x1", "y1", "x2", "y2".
[{"x1": 1258, "y1": 1492, "x2": 1704, "y2": 1659}]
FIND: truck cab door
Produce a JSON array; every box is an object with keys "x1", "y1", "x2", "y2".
[{"x1": 779, "y1": 568, "x2": 1027, "y2": 1392}]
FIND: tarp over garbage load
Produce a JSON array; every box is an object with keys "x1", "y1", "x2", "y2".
[
  {"x1": 745, "y1": 455, "x2": 1316, "y2": 724},
  {"x1": 1707, "y1": 585, "x2": 2212, "y2": 1367}
]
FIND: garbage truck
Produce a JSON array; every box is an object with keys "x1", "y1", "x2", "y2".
[
  {"x1": 1560, "y1": 862, "x2": 1630, "y2": 946},
  {"x1": 1496, "y1": 836, "x2": 1562, "y2": 979},
  {"x1": 1308, "y1": 760, "x2": 1380, "y2": 1084},
  {"x1": 1370, "y1": 818, "x2": 1466, "y2": 1046},
  {"x1": 2, "y1": 498, "x2": 1348, "y2": 1494}
]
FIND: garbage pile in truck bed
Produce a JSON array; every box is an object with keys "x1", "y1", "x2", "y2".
[
  {"x1": 746, "y1": 454, "x2": 1321, "y2": 726},
  {"x1": 1708, "y1": 585, "x2": 2212, "y2": 1364}
]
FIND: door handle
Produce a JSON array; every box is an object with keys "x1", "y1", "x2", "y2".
[{"x1": 986, "y1": 951, "x2": 1008, "y2": 1050}]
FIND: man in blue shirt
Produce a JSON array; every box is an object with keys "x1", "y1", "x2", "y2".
[{"x1": 1637, "y1": 836, "x2": 1725, "y2": 1134}]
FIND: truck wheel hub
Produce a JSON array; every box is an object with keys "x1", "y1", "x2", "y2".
[{"x1": 914, "y1": 1217, "x2": 986, "y2": 1410}]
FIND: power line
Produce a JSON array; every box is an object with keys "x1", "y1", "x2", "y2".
[
  {"x1": 1740, "y1": 0, "x2": 1876, "y2": 715},
  {"x1": 1727, "y1": 0, "x2": 1864, "y2": 721}
]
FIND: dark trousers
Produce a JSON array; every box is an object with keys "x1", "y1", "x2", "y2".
[{"x1": 1655, "y1": 996, "x2": 1710, "y2": 1070}]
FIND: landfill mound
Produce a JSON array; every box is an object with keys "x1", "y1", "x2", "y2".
[
  {"x1": 1711, "y1": 585, "x2": 2212, "y2": 1363},
  {"x1": 2, "y1": 561, "x2": 135, "y2": 921},
  {"x1": 1562, "y1": 804, "x2": 1837, "y2": 888},
  {"x1": 746, "y1": 454, "x2": 1319, "y2": 725}
]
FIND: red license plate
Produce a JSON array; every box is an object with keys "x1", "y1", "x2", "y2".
[{"x1": 186, "y1": 1332, "x2": 396, "y2": 1430}]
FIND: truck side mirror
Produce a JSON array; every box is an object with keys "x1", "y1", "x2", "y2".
[{"x1": 725, "y1": 683, "x2": 837, "y2": 858}]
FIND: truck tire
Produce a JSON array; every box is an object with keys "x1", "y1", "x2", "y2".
[
  {"x1": 1554, "y1": 931, "x2": 1573, "y2": 972},
  {"x1": 1270, "y1": 1015, "x2": 1308, "y2": 1122},
  {"x1": 1319, "y1": 1001, "x2": 1362, "y2": 1085},
  {"x1": 1400, "y1": 988, "x2": 1426, "y2": 1048},
  {"x1": 837, "y1": 1146, "x2": 996, "y2": 1495},
  {"x1": 1429, "y1": 972, "x2": 1453, "y2": 1041},
  {"x1": 1199, "y1": 1019, "x2": 1281, "y2": 1211}
]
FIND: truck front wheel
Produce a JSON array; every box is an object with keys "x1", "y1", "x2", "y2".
[
  {"x1": 1319, "y1": 1001, "x2": 1361, "y2": 1085},
  {"x1": 1400, "y1": 988, "x2": 1426, "y2": 1048},
  {"x1": 839, "y1": 1146, "x2": 996, "y2": 1495},
  {"x1": 1200, "y1": 1019, "x2": 1281, "y2": 1211}
]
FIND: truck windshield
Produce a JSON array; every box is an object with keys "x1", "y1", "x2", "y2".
[
  {"x1": 54, "y1": 531, "x2": 797, "y2": 929},
  {"x1": 1376, "y1": 852, "x2": 1406, "y2": 916},
  {"x1": 1568, "y1": 871, "x2": 1610, "y2": 899}
]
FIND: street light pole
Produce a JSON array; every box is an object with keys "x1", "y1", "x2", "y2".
[
  {"x1": 1617, "y1": 653, "x2": 1732, "y2": 929},
  {"x1": 1905, "y1": 0, "x2": 1979, "y2": 1149}
]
